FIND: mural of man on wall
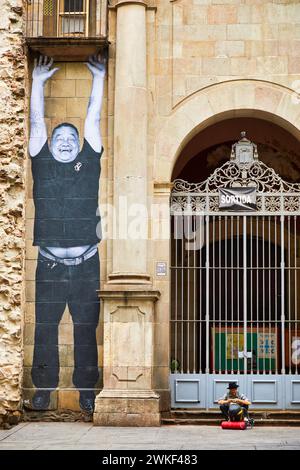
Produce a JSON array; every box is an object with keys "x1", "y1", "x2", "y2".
[{"x1": 28, "y1": 54, "x2": 106, "y2": 412}]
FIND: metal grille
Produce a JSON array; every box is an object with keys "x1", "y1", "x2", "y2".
[
  {"x1": 43, "y1": 0, "x2": 54, "y2": 16},
  {"x1": 59, "y1": 0, "x2": 87, "y2": 37},
  {"x1": 170, "y1": 137, "x2": 300, "y2": 377}
]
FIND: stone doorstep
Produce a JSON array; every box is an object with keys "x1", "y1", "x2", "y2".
[
  {"x1": 161, "y1": 418, "x2": 300, "y2": 427},
  {"x1": 161, "y1": 409, "x2": 300, "y2": 427},
  {"x1": 162, "y1": 410, "x2": 300, "y2": 419}
]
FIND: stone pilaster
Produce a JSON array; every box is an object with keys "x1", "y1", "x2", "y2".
[
  {"x1": 94, "y1": 0, "x2": 162, "y2": 426},
  {"x1": 109, "y1": 0, "x2": 149, "y2": 284},
  {"x1": 94, "y1": 290, "x2": 161, "y2": 426}
]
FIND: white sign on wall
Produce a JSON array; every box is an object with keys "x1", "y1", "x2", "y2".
[{"x1": 156, "y1": 261, "x2": 167, "y2": 276}]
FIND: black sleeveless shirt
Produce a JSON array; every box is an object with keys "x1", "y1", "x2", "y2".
[{"x1": 30, "y1": 139, "x2": 103, "y2": 247}]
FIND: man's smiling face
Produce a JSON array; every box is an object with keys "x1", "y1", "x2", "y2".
[{"x1": 50, "y1": 125, "x2": 80, "y2": 163}]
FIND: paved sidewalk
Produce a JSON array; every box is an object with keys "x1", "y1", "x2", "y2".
[{"x1": 0, "y1": 423, "x2": 300, "y2": 450}]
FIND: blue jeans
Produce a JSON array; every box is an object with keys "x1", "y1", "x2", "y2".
[
  {"x1": 220, "y1": 404, "x2": 249, "y2": 420},
  {"x1": 31, "y1": 251, "x2": 100, "y2": 391}
]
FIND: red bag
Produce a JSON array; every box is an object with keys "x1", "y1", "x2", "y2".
[{"x1": 221, "y1": 421, "x2": 246, "y2": 430}]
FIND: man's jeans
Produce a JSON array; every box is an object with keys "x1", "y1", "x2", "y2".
[
  {"x1": 220, "y1": 404, "x2": 249, "y2": 421},
  {"x1": 31, "y1": 251, "x2": 100, "y2": 391}
]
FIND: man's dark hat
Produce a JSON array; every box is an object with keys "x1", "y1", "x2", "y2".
[{"x1": 227, "y1": 382, "x2": 239, "y2": 389}]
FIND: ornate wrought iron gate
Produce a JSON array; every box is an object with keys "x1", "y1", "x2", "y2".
[{"x1": 170, "y1": 134, "x2": 300, "y2": 409}]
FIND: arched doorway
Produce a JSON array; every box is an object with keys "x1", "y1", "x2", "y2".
[
  {"x1": 172, "y1": 116, "x2": 300, "y2": 184},
  {"x1": 170, "y1": 127, "x2": 300, "y2": 410}
]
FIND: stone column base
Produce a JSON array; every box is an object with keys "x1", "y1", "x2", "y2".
[{"x1": 93, "y1": 390, "x2": 161, "y2": 427}]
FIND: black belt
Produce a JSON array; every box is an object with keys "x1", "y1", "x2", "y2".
[{"x1": 39, "y1": 246, "x2": 98, "y2": 266}]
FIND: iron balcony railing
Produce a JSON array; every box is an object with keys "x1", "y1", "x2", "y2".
[{"x1": 25, "y1": 0, "x2": 108, "y2": 38}]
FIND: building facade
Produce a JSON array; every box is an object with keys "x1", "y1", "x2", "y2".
[{"x1": 1, "y1": 0, "x2": 300, "y2": 426}]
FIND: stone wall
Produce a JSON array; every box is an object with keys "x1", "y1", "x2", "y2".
[
  {"x1": 19, "y1": 0, "x2": 300, "y2": 419},
  {"x1": 155, "y1": 0, "x2": 300, "y2": 112},
  {"x1": 152, "y1": 0, "x2": 300, "y2": 179},
  {"x1": 0, "y1": 0, "x2": 25, "y2": 422}
]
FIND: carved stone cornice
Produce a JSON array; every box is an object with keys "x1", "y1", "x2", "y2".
[
  {"x1": 98, "y1": 289, "x2": 161, "y2": 302},
  {"x1": 114, "y1": 0, "x2": 148, "y2": 8},
  {"x1": 109, "y1": 0, "x2": 156, "y2": 10}
]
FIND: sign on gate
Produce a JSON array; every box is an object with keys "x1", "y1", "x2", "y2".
[
  {"x1": 257, "y1": 332, "x2": 277, "y2": 360},
  {"x1": 219, "y1": 187, "x2": 256, "y2": 211},
  {"x1": 212, "y1": 328, "x2": 278, "y2": 372}
]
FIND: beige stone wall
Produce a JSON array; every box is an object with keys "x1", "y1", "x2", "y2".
[
  {"x1": 24, "y1": 62, "x2": 109, "y2": 410},
  {"x1": 0, "y1": 0, "x2": 25, "y2": 420},
  {"x1": 154, "y1": 0, "x2": 300, "y2": 110},
  {"x1": 152, "y1": 0, "x2": 300, "y2": 179},
  {"x1": 21, "y1": 0, "x2": 300, "y2": 416}
]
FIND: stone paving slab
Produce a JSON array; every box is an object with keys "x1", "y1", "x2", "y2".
[{"x1": 0, "y1": 423, "x2": 300, "y2": 450}]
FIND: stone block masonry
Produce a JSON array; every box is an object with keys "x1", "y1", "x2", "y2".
[
  {"x1": 164, "y1": 0, "x2": 300, "y2": 109},
  {"x1": 2, "y1": 0, "x2": 300, "y2": 426},
  {"x1": 0, "y1": 0, "x2": 26, "y2": 425}
]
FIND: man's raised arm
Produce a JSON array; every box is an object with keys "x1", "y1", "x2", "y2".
[
  {"x1": 29, "y1": 56, "x2": 59, "y2": 157},
  {"x1": 84, "y1": 54, "x2": 106, "y2": 153}
]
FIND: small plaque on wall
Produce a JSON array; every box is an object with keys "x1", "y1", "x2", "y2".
[{"x1": 156, "y1": 261, "x2": 167, "y2": 276}]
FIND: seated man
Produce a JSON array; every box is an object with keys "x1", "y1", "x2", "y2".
[{"x1": 218, "y1": 382, "x2": 251, "y2": 422}]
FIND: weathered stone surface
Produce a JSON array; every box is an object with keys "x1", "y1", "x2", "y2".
[
  {"x1": 22, "y1": 409, "x2": 93, "y2": 423},
  {"x1": 0, "y1": 409, "x2": 21, "y2": 429},
  {"x1": 0, "y1": 0, "x2": 25, "y2": 419},
  {"x1": 94, "y1": 396, "x2": 161, "y2": 427}
]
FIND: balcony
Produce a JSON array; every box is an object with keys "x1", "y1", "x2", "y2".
[{"x1": 25, "y1": 0, "x2": 109, "y2": 61}]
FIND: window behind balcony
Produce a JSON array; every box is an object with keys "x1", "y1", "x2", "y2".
[
  {"x1": 60, "y1": 0, "x2": 86, "y2": 36},
  {"x1": 41, "y1": 0, "x2": 96, "y2": 37}
]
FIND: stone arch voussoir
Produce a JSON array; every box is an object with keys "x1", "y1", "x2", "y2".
[{"x1": 154, "y1": 80, "x2": 300, "y2": 182}]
